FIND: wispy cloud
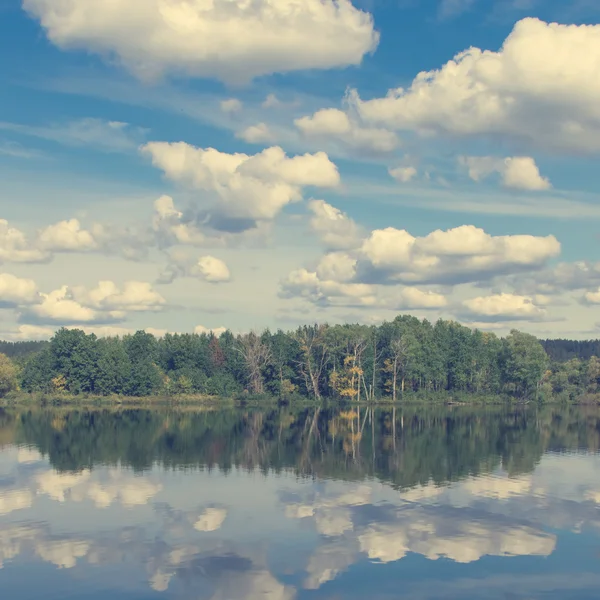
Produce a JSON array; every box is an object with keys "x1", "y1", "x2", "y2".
[{"x1": 0, "y1": 118, "x2": 147, "y2": 153}]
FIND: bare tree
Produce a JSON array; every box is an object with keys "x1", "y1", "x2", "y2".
[
  {"x1": 384, "y1": 335, "x2": 414, "y2": 401},
  {"x1": 294, "y1": 324, "x2": 329, "y2": 400},
  {"x1": 237, "y1": 332, "x2": 272, "y2": 394}
]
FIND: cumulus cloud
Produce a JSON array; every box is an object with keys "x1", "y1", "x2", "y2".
[
  {"x1": 194, "y1": 325, "x2": 227, "y2": 336},
  {"x1": 282, "y1": 208, "x2": 561, "y2": 312},
  {"x1": 24, "y1": 286, "x2": 101, "y2": 324},
  {"x1": 582, "y1": 288, "x2": 600, "y2": 305},
  {"x1": 347, "y1": 18, "x2": 600, "y2": 153},
  {"x1": 141, "y1": 143, "x2": 339, "y2": 231},
  {"x1": 0, "y1": 273, "x2": 39, "y2": 306},
  {"x1": 295, "y1": 108, "x2": 398, "y2": 153},
  {"x1": 37, "y1": 219, "x2": 97, "y2": 252},
  {"x1": 356, "y1": 224, "x2": 560, "y2": 285},
  {"x1": 195, "y1": 256, "x2": 231, "y2": 283},
  {"x1": 220, "y1": 98, "x2": 242, "y2": 113},
  {"x1": 460, "y1": 156, "x2": 551, "y2": 190},
  {"x1": 279, "y1": 267, "x2": 378, "y2": 308},
  {"x1": 262, "y1": 94, "x2": 299, "y2": 109},
  {"x1": 236, "y1": 123, "x2": 274, "y2": 144},
  {"x1": 397, "y1": 287, "x2": 447, "y2": 309},
  {"x1": 307, "y1": 200, "x2": 362, "y2": 251},
  {"x1": 71, "y1": 281, "x2": 166, "y2": 312},
  {"x1": 462, "y1": 293, "x2": 547, "y2": 321},
  {"x1": 24, "y1": 0, "x2": 379, "y2": 84},
  {"x1": 12, "y1": 279, "x2": 166, "y2": 326},
  {"x1": 389, "y1": 165, "x2": 417, "y2": 183},
  {"x1": 0, "y1": 220, "x2": 49, "y2": 264},
  {"x1": 157, "y1": 249, "x2": 231, "y2": 284}
]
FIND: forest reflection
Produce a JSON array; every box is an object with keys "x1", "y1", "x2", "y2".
[{"x1": 2, "y1": 404, "x2": 599, "y2": 488}]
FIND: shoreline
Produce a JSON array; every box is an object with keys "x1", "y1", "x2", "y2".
[{"x1": 3, "y1": 392, "x2": 599, "y2": 409}]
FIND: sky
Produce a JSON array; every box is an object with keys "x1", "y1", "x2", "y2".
[{"x1": 2, "y1": 0, "x2": 600, "y2": 340}]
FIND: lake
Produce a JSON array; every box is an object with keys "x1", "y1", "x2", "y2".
[{"x1": 1, "y1": 404, "x2": 600, "y2": 599}]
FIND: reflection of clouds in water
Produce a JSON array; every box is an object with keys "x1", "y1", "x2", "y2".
[
  {"x1": 0, "y1": 524, "x2": 89, "y2": 570},
  {"x1": 460, "y1": 475, "x2": 533, "y2": 501},
  {"x1": 0, "y1": 489, "x2": 33, "y2": 515},
  {"x1": 286, "y1": 480, "x2": 557, "y2": 590},
  {"x1": 286, "y1": 484, "x2": 371, "y2": 537},
  {"x1": 194, "y1": 507, "x2": 228, "y2": 532},
  {"x1": 35, "y1": 470, "x2": 91, "y2": 502},
  {"x1": 0, "y1": 524, "x2": 39, "y2": 568},
  {"x1": 36, "y1": 539, "x2": 91, "y2": 569},
  {"x1": 358, "y1": 512, "x2": 555, "y2": 564},
  {"x1": 34, "y1": 468, "x2": 162, "y2": 507},
  {"x1": 304, "y1": 540, "x2": 356, "y2": 589},
  {"x1": 211, "y1": 570, "x2": 295, "y2": 600},
  {"x1": 16, "y1": 447, "x2": 43, "y2": 464}
]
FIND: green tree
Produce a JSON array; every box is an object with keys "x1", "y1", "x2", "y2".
[
  {"x1": 0, "y1": 353, "x2": 18, "y2": 397},
  {"x1": 502, "y1": 330, "x2": 549, "y2": 398},
  {"x1": 50, "y1": 328, "x2": 100, "y2": 394},
  {"x1": 123, "y1": 331, "x2": 161, "y2": 396}
]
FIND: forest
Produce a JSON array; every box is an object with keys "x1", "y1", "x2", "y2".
[{"x1": 0, "y1": 315, "x2": 599, "y2": 402}]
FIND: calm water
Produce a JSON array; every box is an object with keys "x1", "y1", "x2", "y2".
[{"x1": 1, "y1": 405, "x2": 600, "y2": 599}]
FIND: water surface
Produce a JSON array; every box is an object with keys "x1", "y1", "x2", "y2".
[{"x1": 1, "y1": 405, "x2": 600, "y2": 599}]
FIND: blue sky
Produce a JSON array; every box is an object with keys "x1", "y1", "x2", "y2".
[{"x1": 2, "y1": 0, "x2": 600, "y2": 339}]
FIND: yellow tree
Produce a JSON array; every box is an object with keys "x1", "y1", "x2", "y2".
[{"x1": 330, "y1": 355, "x2": 363, "y2": 400}]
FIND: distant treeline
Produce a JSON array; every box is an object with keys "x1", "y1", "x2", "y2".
[
  {"x1": 0, "y1": 340, "x2": 48, "y2": 359},
  {"x1": 0, "y1": 317, "x2": 599, "y2": 402},
  {"x1": 541, "y1": 339, "x2": 600, "y2": 362}
]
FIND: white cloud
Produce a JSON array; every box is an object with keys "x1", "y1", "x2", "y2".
[
  {"x1": 236, "y1": 123, "x2": 274, "y2": 144},
  {"x1": 220, "y1": 98, "x2": 242, "y2": 113},
  {"x1": 307, "y1": 200, "x2": 362, "y2": 251},
  {"x1": 583, "y1": 288, "x2": 600, "y2": 305},
  {"x1": 0, "y1": 324, "x2": 55, "y2": 341},
  {"x1": 280, "y1": 267, "x2": 378, "y2": 308},
  {"x1": 72, "y1": 281, "x2": 166, "y2": 312},
  {"x1": 348, "y1": 18, "x2": 600, "y2": 153},
  {"x1": 25, "y1": 286, "x2": 103, "y2": 324},
  {"x1": 0, "y1": 273, "x2": 39, "y2": 306},
  {"x1": 389, "y1": 165, "x2": 417, "y2": 183},
  {"x1": 357, "y1": 224, "x2": 560, "y2": 285},
  {"x1": 0, "y1": 220, "x2": 49, "y2": 264},
  {"x1": 397, "y1": 287, "x2": 447, "y2": 309},
  {"x1": 281, "y1": 211, "x2": 561, "y2": 311},
  {"x1": 460, "y1": 156, "x2": 551, "y2": 190},
  {"x1": 194, "y1": 256, "x2": 231, "y2": 283},
  {"x1": 24, "y1": 0, "x2": 379, "y2": 84},
  {"x1": 141, "y1": 143, "x2": 339, "y2": 229},
  {"x1": 14, "y1": 279, "x2": 166, "y2": 326},
  {"x1": 194, "y1": 325, "x2": 227, "y2": 336},
  {"x1": 157, "y1": 248, "x2": 232, "y2": 283},
  {"x1": 462, "y1": 293, "x2": 547, "y2": 320},
  {"x1": 262, "y1": 94, "x2": 299, "y2": 109},
  {"x1": 295, "y1": 108, "x2": 398, "y2": 153},
  {"x1": 37, "y1": 219, "x2": 97, "y2": 252}
]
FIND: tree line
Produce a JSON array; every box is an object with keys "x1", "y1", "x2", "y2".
[{"x1": 0, "y1": 315, "x2": 569, "y2": 400}]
